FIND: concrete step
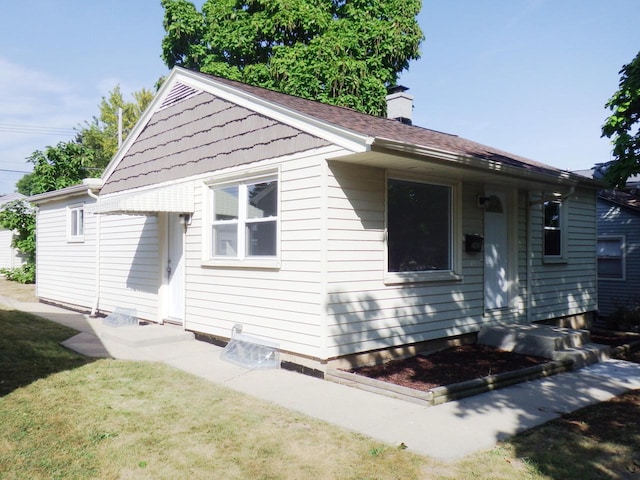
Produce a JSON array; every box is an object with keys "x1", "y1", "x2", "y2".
[
  {"x1": 551, "y1": 343, "x2": 612, "y2": 369},
  {"x1": 478, "y1": 324, "x2": 591, "y2": 358},
  {"x1": 98, "y1": 323, "x2": 195, "y2": 348}
]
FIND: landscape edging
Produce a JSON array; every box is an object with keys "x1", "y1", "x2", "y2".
[{"x1": 326, "y1": 359, "x2": 574, "y2": 406}]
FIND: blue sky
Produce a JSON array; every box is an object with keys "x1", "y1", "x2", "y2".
[{"x1": 1, "y1": 0, "x2": 639, "y2": 195}]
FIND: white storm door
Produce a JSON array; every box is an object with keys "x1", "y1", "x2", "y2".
[
  {"x1": 166, "y1": 213, "x2": 185, "y2": 323},
  {"x1": 484, "y1": 190, "x2": 510, "y2": 311}
]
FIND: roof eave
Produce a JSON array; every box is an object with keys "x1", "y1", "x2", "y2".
[{"x1": 371, "y1": 137, "x2": 603, "y2": 189}]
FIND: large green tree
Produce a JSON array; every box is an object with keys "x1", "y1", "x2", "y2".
[
  {"x1": 602, "y1": 50, "x2": 640, "y2": 187},
  {"x1": 161, "y1": 0, "x2": 423, "y2": 116}
]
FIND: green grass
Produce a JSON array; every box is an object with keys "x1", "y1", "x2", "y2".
[
  {"x1": 1, "y1": 303, "x2": 640, "y2": 479},
  {"x1": 0, "y1": 308, "x2": 92, "y2": 396}
]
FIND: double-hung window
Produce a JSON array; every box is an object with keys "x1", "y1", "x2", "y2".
[
  {"x1": 597, "y1": 236, "x2": 625, "y2": 280},
  {"x1": 67, "y1": 204, "x2": 84, "y2": 242},
  {"x1": 210, "y1": 177, "x2": 278, "y2": 261},
  {"x1": 386, "y1": 177, "x2": 457, "y2": 282},
  {"x1": 543, "y1": 198, "x2": 563, "y2": 258}
]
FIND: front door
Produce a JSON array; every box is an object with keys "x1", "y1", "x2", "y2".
[
  {"x1": 165, "y1": 213, "x2": 185, "y2": 324},
  {"x1": 484, "y1": 190, "x2": 511, "y2": 311}
]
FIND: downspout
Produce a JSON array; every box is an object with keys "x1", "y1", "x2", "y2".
[
  {"x1": 86, "y1": 188, "x2": 101, "y2": 317},
  {"x1": 526, "y1": 193, "x2": 533, "y2": 324}
]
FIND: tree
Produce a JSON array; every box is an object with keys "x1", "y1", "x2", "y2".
[
  {"x1": 161, "y1": 0, "x2": 423, "y2": 116},
  {"x1": 79, "y1": 85, "x2": 154, "y2": 171},
  {"x1": 27, "y1": 141, "x2": 94, "y2": 195},
  {"x1": 601, "y1": 50, "x2": 640, "y2": 187},
  {"x1": 0, "y1": 199, "x2": 35, "y2": 283}
]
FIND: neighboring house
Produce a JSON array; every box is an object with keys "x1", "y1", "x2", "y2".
[
  {"x1": 0, "y1": 193, "x2": 27, "y2": 271},
  {"x1": 596, "y1": 188, "x2": 640, "y2": 318},
  {"x1": 30, "y1": 67, "x2": 600, "y2": 369}
]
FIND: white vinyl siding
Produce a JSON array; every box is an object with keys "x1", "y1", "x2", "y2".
[
  {"x1": 97, "y1": 214, "x2": 160, "y2": 322},
  {"x1": 35, "y1": 197, "x2": 97, "y2": 308},
  {"x1": 528, "y1": 189, "x2": 597, "y2": 320},
  {"x1": 325, "y1": 163, "x2": 503, "y2": 358},
  {"x1": 0, "y1": 229, "x2": 25, "y2": 270},
  {"x1": 183, "y1": 149, "x2": 335, "y2": 358}
]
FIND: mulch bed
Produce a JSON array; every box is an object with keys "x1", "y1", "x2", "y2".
[
  {"x1": 349, "y1": 330, "x2": 640, "y2": 392},
  {"x1": 348, "y1": 344, "x2": 549, "y2": 391}
]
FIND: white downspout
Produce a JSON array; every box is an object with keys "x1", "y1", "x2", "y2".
[{"x1": 86, "y1": 188, "x2": 101, "y2": 317}]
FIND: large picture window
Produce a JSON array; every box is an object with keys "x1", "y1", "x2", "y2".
[
  {"x1": 211, "y1": 178, "x2": 278, "y2": 259},
  {"x1": 597, "y1": 236, "x2": 624, "y2": 280},
  {"x1": 387, "y1": 178, "x2": 452, "y2": 272}
]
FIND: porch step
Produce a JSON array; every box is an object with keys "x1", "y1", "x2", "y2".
[{"x1": 478, "y1": 324, "x2": 610, "y2": 369}]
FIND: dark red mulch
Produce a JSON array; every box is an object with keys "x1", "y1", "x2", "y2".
[{"x1": 348, "y1": 344, "x2": 549, "y2": 391}]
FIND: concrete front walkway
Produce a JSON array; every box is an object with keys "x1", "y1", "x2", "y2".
[{"x1": 3, "y1": 294, "x2": 640, "y2": 462}]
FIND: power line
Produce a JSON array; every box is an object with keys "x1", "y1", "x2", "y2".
[
  {"x1": 0, "y1": 168, "x2": 31, "y2": 174},
  {"x1": 0, "y1": 123, "x2": 76, "y2": 136}
]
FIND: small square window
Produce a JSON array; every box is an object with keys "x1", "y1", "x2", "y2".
[{"x1": 210, "y1": 178, "x2": 278, "y2": 260}]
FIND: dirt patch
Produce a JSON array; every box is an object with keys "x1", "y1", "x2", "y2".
[
  {"x1": 590, "y1": 330, "x2": 640, "y2": 348},
  {"x1": 0, "y1": 277, "x2": 37, "y2": 303},
  {"x1": 348, "y1": 344, "x2": 550, "y2": 391}
]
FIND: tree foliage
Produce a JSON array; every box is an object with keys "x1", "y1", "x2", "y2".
[
  {"x1": 161, "y1": 0, "x2": 423, "y2": 116},
  {"x1": 27, "y1": 141, "x2": 94, "y2": 195},
  {"x1": 0, "y1": 200, "x2": 36, "y2": 283},
  {"x1": 602, "y1": 50, "x2": 640, "y2": 187},
  {"x1": 80, "y1": 85, "x2": 154, "y2": 171}
]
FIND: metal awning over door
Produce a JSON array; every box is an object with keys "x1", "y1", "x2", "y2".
[{"x1": 95, "y1": 182, "x2": 195, "y2": 215}]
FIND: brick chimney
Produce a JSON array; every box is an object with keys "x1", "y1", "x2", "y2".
[{"x1": 386, "y1": 86, "x2": 413, "y2": 125}]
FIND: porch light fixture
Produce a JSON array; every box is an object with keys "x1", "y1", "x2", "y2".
[{"x1": 476, "y1": 195, "x2": 503, "y2": 213}]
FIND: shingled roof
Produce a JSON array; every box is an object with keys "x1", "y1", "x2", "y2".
[{"x1": 201, "y1": 70, "x2": 575, "y2": 180}]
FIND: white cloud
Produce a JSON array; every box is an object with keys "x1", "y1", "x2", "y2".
[{"x1": 0, "y1": 57, "x2": 97, "y2": 194}]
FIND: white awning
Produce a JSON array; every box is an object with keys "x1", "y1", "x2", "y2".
[{"x1": 95, "y1": 182, "x2": 195, "y2": 214}]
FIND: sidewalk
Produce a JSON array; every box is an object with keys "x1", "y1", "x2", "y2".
[{"x1": 4, "y1": 295, "x2": 640, "y2": 462}]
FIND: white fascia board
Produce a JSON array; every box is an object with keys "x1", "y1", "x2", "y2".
[
  {"x1": 372, "y1": 137, "x2": 597, "y2": 189},
  {"x1": 173, "y1": 67, "x2": 373, "y2": 154},
  {"x1": 28, "y1": 183, "x2": 101, "y2": 205}
]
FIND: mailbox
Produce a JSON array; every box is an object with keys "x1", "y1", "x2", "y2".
[{"x1": 464, "y1": 234, "x2": 484, "y2": 253}]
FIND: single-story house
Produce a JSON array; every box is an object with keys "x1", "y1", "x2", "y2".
[
  {"x1": 30, "y1": 67, "x2": 600, "y2": 369},
  {"x1": 596, "y1": 188, "x2": 640, "y2": 318},
  {"x1": 0, "y1": 193, "x2": 27, "y2": 271}
]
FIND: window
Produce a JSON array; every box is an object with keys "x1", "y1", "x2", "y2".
[
  {"x1": 543, "y1": 199, "x2": 563, "y2": 257},
  {"x1": 387, "y1": 178, "x2": 452, "y2": 273},
  {"x1": 210, "y1": 178, "x2": 278, "y2": 260},
  {"x1": 597, "y1": 236, "x2": 625, "y2": 280},
  {"x1": 67, "y1": 204, "x2": 84, "y2": 241}
]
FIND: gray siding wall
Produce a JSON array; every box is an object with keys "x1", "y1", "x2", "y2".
[
  {"x1": 102, "y1": 85, "x2": 330, "y2": 195},
  {"x1": 0, "y1": 229, "x2": 24, "y2": 270},
  {"x1": 597, "y1": 199, "x2": 640, "y2": 317}
]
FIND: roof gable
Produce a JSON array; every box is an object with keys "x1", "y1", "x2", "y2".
[{"x1": 101, "y1": 80, "x2": 331, "y2": 195}]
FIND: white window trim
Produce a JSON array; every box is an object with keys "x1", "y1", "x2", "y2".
[
  {"x1": 384, "y1": 172, "x2": 462, "y2": 285},
  {"x1": 202, "y1": 169, "x2": 281, "y2": 269},
  {"x1": 66, "y1": 203, "x2": 85, "y2": 243},
  {"x1": 542, "y1": 196, "x2": 567, "y2": 263},
  {"x1": 597, "y1": 235, "x2": 626, "y2": 281}
]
